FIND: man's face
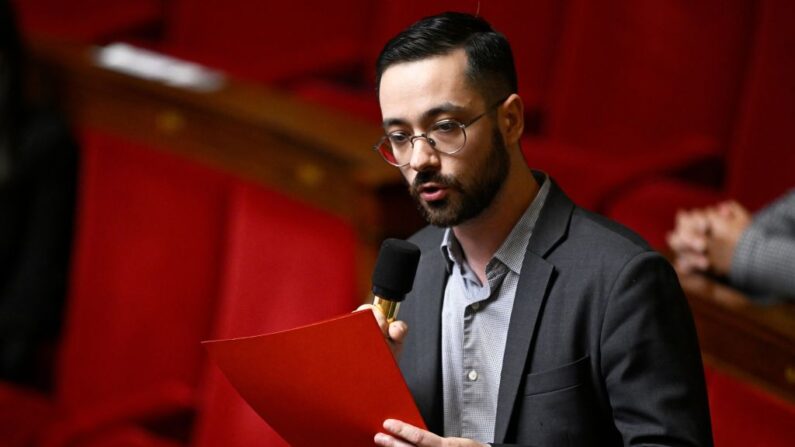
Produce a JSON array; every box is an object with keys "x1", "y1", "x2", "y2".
[{"x1": 378, "y1": 49, "x2": 509, "y2": 227}]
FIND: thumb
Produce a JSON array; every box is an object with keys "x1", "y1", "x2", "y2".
[{"x1": 388, "y1": 320, "x2": 408, "y2": 344}]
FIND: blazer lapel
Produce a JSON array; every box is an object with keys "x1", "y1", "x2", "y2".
[{"x1": 493, "y1": 180, "x2": 574, "y2": 443}]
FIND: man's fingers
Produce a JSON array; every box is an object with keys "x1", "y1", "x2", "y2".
[
  {"x1": 388, "y1": 320, "x2": 408, "y2": 344},
  {"x1": 374, "y1": 432, "x2": 414, "y2": 447},
  {"x1": 667, "y1": 231, "x2": 689, "y2": 252},
  {"x1": 377, "y1": 419, "x2": 488, "y2": 447},
  {"x1": 679, "y1": 251, "x2": 710, "y2": 271},
  {"x1": 675, "y1": 209, "x2": 711, "y2": 237},
  {"x1": 358, "y1": 304, "x2": 408, "y2": 359},
  {"x1": 675, "y1": 256, "x2": 700, "y2": 274},
  {"x1": 691, "y1": 210, "x2": 710, "y2": 234},
  {"x1": 675, "y1": 252, "x2": 709, "y2": 273},
  {"x1": 357, "y1": 304, "x2": 389, "y2": 332},
  {"x1": 718, "y1": 200, "x2": 743, "y2": 216},
  {"x1": 669, "y1": 230, "x2": 707, "y2": 254},
  {"x1": 383, "y1": 419, "x2": 439, "y2": 446}
]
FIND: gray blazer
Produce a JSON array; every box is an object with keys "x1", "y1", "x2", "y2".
[
  {"x1": 398, "y1": 179, "x2": 712, "y2": 446},
  {"x1": 730, "y1": 190, "x2": 795, "y2": 299}
]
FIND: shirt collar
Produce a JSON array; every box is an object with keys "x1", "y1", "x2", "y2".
[{"x1": 440, "y1": 173, "x2": 550, "y2": 275}]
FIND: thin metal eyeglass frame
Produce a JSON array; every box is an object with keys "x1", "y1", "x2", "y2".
[{"x1": 373, "y1": 96, "x2": 510, "y2": 167}]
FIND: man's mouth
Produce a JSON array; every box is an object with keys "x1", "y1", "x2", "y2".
[{"x1": 418, "y1": 183, "x2": 448, "y2": 202}]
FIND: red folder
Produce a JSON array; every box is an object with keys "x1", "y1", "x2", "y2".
[{"x1": 203, "y1": 310, "x2": 426, "y2": 446}]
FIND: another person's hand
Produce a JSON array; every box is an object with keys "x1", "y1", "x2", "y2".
[
  {"x1": 667, "y1": 208, "x2": 711, "y2": 273},
  {"x1": 704, "y1": 201, "x2": 751, "y2": 275},
  {"x1": 374, "y1": 419, "x2": 488, "y2": 447},
  {"x1": 357, "y1": 304, "x2": 408, "y2": 358}
]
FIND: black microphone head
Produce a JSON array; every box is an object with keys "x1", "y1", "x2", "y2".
[{"x1": 372, "y1": 238, "x2": 421, "y2": 302}]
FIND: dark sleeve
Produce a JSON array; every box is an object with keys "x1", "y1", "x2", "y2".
[
  {"x1": 0, "y1": 115, "x2": 78, "y2": 339},
  {"x1": 729, "y1": 190, "x2": 795, "y2": 299},
  {"x1": 599, "y1": 252, "x2": 713, "y2": 446}
]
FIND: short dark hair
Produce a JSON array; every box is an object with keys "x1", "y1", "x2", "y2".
[{"x1": 375, "y1": 12, "x2": 517, "y2": 103}]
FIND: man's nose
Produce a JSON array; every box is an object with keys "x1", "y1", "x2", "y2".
[{"x1": 408, "y1": 138, "x2": 440, "y2": 172}]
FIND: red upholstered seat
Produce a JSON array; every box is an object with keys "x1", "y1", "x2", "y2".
[
  {"x1": 525, "y1": 0, "x2": 756, "y2": 211},
  {"x1": 705, "y1": 366, "x2": 795, "y2": 447},
  {"x1": 290, "y1": 0, "x2": 568, "y2": 125},
  {"x1": 601, "y1": 180, "x2": 723, "y2": 249},
  {"x1": 191, "y1": 180, "x2": 358, "y2": 447},
  {"x1": 525, "y1": 134, "x2": 720, "y2": 212},
  {"x1": 74, "y1": 426, "x2": 183, "y2": 447},
  {"x1": 58, "y1": 130, "x2": 228, "y2": 413},
  {"x1": 160, "y1": 0, "x2": 373, "y2": 83},
  {"x1": 606, "y1": 0, "x2": 795, "y2": 247},
  {"x1": 0, "y1": 130, "x2": 230, "y2": 446},
  {"x1": 12, "y1": 0, "x2": 162, "y2": 41},
  {"x1": 721, "y1": 0, "x2": 795, "y2": 213},
  {"x1": 0, "y1": 385, "x2": 54, "y2": 447}
]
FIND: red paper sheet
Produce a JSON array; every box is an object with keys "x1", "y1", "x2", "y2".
[{"x1": 203, "y1": 310, "x2": 426, "y2": 446}]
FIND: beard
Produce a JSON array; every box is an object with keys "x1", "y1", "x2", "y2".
[{"x1": 409, "y1": 128, "x2": 510, "y2": 227}]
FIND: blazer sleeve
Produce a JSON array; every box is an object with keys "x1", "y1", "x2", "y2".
[
  {"x1": 729, "y1": 190, "x2": 795, "y2": 298},
  {"x1": 599, "y1": 251, "x2": 713, "y2": 446}
]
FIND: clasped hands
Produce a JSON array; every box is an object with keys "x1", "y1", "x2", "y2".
[
  {"x1": 667, "y1": 200, "x2": 751, "y2": 276},
  {"x1": 357, "y1": 304, "x2": 488, "y2": 447}
]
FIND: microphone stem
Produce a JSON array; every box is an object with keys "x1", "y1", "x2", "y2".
[{"x1": 373, "y1": 296, "x2": 401, "y2": 324}]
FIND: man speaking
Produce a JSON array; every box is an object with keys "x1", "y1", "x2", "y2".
[{"x1": 363, "y1": 12, "x2": 712, "y2": 447}]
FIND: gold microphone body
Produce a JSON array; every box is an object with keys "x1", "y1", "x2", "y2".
[{"x1": 373, "y1": 296, "x2": 401, "y2": 324}]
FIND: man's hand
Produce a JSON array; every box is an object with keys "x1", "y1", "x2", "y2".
[
  {"x1": 374, "y1": 419, "x2": 488, "y2": 447},
  {"x1": 704, "y1": 201, "x2": 751, "y2": 275},
  {"x1": 668, "y1": 208, "x2": 711, "y2": 273},
  {"x1": 668, "y1": 201, "x2": 751, "y2": 276},
  {"x1": 357, "y1": 304, "x2": 408, "y2": 358}
]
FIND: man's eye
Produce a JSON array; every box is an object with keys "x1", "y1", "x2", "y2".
[
  {"x1": 433, "y1": 121, "x2": 459, "y2": 133},
  {"x1": 388, "y1": 133, "x2": 410, "y2": 144}
]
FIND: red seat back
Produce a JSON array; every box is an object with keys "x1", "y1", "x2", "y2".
[
  {"x1": 192, "y1": 181, "x2": 358, "y2": 447},
  {"x1": 546, "y1": 0, "x2": 756, "y2": 153},
  {"x1": 604, "y1": 0, "x2": 795, "y2": 246},
  {"x1": 164, "y1": 0, "x2": 374, "y2": 82},
  {"x1": 57, "y1": 130, "x2": 229, "y2": 410},
  {"x1": 289, "y1": 1, "x2": 568, "y2": 127},
  {"x1": 11, "y1": 0, "x2": 162, "y2": 41},
  {"x1": 725, "y1": 0, "x2": 795, "y2": 210}
]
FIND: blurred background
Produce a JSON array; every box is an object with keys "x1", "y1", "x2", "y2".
[{"x1": 1, "y1": 0, "x2": 794, "y2": 445}]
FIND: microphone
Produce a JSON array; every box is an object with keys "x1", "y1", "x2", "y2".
[{"x1": 371, "y1": 238, "x2": 421, "y2": 324}]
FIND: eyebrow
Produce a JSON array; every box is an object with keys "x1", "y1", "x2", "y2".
[{"x1": 382, "y1": 102, "x2": 468, "y2": 129}]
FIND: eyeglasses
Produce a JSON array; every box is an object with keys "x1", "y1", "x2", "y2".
[{"x1": 373, "y1": 96, "x2": 509, "y2": 167}]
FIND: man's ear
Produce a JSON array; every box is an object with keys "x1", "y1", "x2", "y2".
[{"x1": 500, "y1": 93, "x2": 524, "y2": 146}]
